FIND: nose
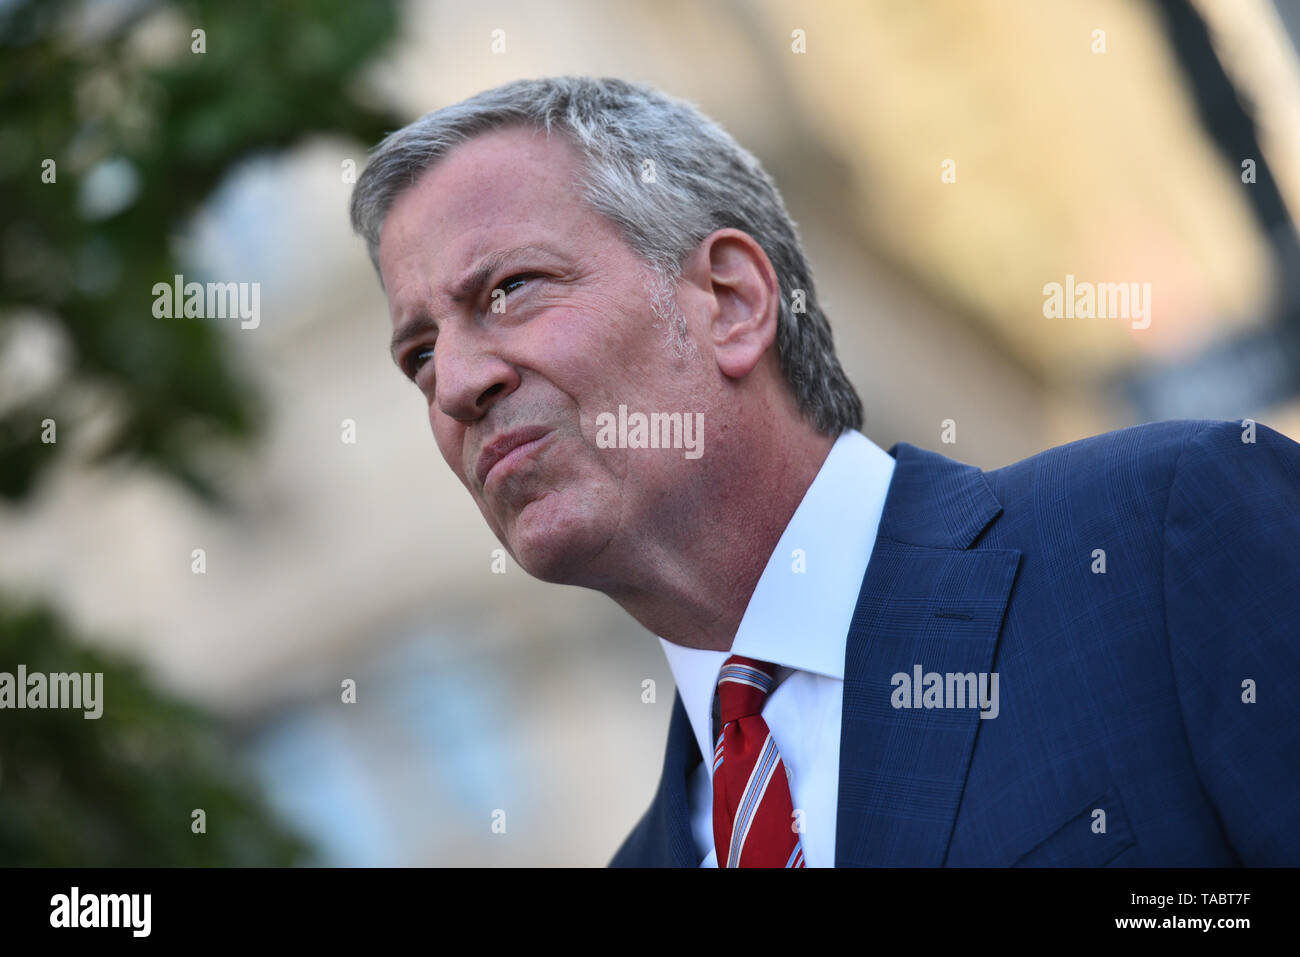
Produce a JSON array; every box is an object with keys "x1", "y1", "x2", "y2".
[{"x1": 433, "y1": 326, "x2": 519, "y2": 422}]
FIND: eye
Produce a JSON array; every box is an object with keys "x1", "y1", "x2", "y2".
[
  {"x1": 494, "y1": 273, "x2": 536, "y2": 297},
  {"x1": 405, "y1": 345, "x2": 434, "y2": 380}
]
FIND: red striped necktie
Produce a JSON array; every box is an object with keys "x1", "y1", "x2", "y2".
[{"x1": 711, "y1": 655, "x2": 806, "y2": 867}]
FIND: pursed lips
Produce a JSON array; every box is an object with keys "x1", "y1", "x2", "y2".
[{"x1": 474, "y1": 426, "x2": 554, "y2": 489}]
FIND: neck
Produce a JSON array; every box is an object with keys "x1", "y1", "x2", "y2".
[{"x1": 597, "y1": 416, "x2": 837, "y2": 651}]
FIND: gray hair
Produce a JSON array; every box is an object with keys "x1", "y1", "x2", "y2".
[{"x1": 350, "y1": 76, "x2": 863, "y2": 435}]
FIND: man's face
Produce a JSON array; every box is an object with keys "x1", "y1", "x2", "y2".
[{"x1": 377, "y1": 125, "x2": 705, "y2": 585}]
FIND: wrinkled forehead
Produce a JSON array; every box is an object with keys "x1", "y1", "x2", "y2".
[{"x1": 376, "y1": 126, "x2": 596, "y2": 292}]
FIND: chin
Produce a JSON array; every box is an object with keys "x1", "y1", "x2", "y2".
[{"x1": 504, "y1": 491, "x2": 610, "y2": 585}]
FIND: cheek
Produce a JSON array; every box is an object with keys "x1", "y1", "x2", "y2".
[
  {"x1": 536, "y1": 301, "x2": 660, "y2": 394},
  {"x1": 429, "y1": 412, "x2": 467, "y2": 480}
]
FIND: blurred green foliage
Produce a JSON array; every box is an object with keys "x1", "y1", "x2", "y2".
[
  {"x1": 0, "y1": 0, "x2": 402, "y2": 501},
  {"x1": 0, "y1": 597, "x2": 316, "y2": 865},
  {"x1": 0, "y1": 0, "x2": 404, "y2": 864}
]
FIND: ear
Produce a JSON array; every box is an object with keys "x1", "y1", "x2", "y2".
[{"x1": 684, "y1": 228, "x2": 780, "y2": 380}]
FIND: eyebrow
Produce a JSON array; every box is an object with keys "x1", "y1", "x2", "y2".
[{"x1": 389, "y1": 244, "x2": 556, "y2": 368}]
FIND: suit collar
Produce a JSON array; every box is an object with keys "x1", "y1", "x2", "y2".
[{"x1": 877, "y1": 441, "x2": 1004, "y2": 548}]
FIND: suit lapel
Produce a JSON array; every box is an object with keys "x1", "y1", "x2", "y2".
[{"x1": 835, "y1": 441, "x2": 1021, "y2": 866}]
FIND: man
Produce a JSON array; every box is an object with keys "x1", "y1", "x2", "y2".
[{"x1": 350, "y1": 76, "x2": 1300, "y2": 867}]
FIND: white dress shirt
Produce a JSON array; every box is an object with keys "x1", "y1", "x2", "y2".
[{"x1": 658, "y1": 428, "x2": 897, "y2": 867}]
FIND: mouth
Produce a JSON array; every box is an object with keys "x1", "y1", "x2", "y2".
[{"x1": 476, "y1": 426, "x2": 555, "y2": 490}]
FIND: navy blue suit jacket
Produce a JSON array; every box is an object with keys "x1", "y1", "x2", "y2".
[{"x1": 610, "y1": 419, "x2": 1300, "y2": 866}]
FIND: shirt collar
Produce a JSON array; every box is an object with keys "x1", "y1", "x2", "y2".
[{"x1": 658, "y1": 428, "x2": 897, "y2": 763}]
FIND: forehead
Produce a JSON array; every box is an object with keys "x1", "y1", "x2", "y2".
[{"x1": 377, "y1": 126, "x2": 597, "y2": 300}]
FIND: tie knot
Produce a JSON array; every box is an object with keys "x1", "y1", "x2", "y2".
[{"x1": 716, "y1": 655, "x2": 779, "y2": 725}]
